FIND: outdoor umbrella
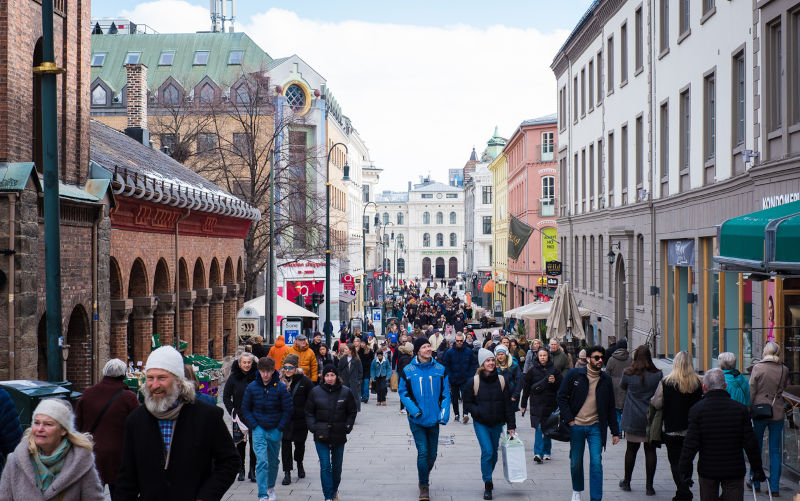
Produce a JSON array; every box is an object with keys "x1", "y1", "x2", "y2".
[{"x1": 546, "y1": 282, "x2": 585, "y2": 341}]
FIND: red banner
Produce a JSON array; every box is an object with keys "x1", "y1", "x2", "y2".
[{"x1": 286, "y1": 280, "x2": 325, "y2": 305}]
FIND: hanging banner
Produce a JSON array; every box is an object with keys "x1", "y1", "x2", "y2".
[
  {"x1": 507, "y1": 215, "x2": 534, "y2": 260},
  {"x1": 542, "y1": 227, "x2": 558, "y2": 263},
  {"x1": 667, "y1": 239, "x2": 695, "y2": 267}
]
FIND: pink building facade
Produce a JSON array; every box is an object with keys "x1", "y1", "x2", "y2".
[{"x1": 505, "y1": 115, "x2": 558, "y2": 309}]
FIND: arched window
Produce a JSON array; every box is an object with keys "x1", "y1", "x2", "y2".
[
  {"x1": 382, "y1": 212, "x2": 389, "y2": 225},
  {"x1": 449, "y1": 211, "x2": 456, "y2": 224},
  {"x1": 436, "y1": 212, "x2": 443, "y2": 224},
  {"x1": 450, "y1": 233, "x2": 457, "y2": 246},
  {"x1": 423, "y1": 212, "x2": 430, "y2": 224},
  {"x1": 423, "y1": 233, "x2": 430, "y2": 247},
  {"x1": 397, "y1": 212, "x2": 404, "y2": 224},
  {"x1": 397, "y1": 234, "x2": 405, "y2": 249},
  {"x1": 436, "y1": 233, "x2": 443, "y2": 247},
  {"x1": 199, "y1": 83, "x2": 215, "y2": 104},
  {"x1": 162, "y1": 84, "x2": 179, "y2": 105}
]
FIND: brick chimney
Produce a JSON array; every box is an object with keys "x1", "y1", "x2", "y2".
[{"x1": 124, "y1": 63, "x2": 150, "y2": 145}]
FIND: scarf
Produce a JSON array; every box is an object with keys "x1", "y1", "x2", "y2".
[
  {"x1": 149, "y1": 399, "x2": 185, "y2": 421},
  {"x1": 32, "y1": 439, "x2": 71, "y2": 492},
  {"x1": 761, "y1": 355, "x2": 781, "y2": 363}
]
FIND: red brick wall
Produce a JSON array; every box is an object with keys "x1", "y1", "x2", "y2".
[
  {"x1": 192, "y1": 305, "x2": 209, "y2": 357},
  {"x1": 209, "y1": 300, "x2": 224, "y2": 359},
  {"x1": 155, "y1": 311, "x2": 174, "y2": 348},
  {"x1": 110, "y1": 321, "x2": 127, "y2": 360}
]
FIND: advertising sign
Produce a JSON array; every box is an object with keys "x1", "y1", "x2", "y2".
[
  {"x1": 508, "y1": 215, "x2": 534, "y2": 260},
  {"x1": 667, "y1": 239, "x2": 695, "y2": 267},
  {"x1": 286, "y1": 280, "x2": 324, "y2": 305},
  {"x1": 542, "y1": 227, "x2": 558, "y2": 263},
  {"x1": 281, "y1": 317, "x2": 303, "y2": 345},
  {"x1": 546, "y1": 261, "x2": 562, "y2": 276},
  {"x1": 341, "y1": 274, "x2": 354, "y2": 290}
]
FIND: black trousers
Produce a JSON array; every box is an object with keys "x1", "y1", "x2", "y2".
[
  {"x1": 236, "y1": 430, "x2": 256, "y2": 473},
  {"x1": 450, "y1": 382, "x2": 465, "y2": 416},
  {"x1": 281, "y1": 429, "x2": 308, "y2": 472},
  {"x1": 374, "y1": 376, "x2": 388, "y2": 402},
  {"x1": 664, "y1": 435, "x2": 693, "y2": 500},
  {"x1": 698, "y1": 476, "x2": 743, "y2": 501}
]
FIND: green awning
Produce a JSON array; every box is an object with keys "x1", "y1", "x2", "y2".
[{"x1": 716, "y1": 200, "x2": 800, "y2": 273}]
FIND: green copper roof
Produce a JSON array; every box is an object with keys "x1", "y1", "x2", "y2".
[
  {"x1": 0, "y1": 162, "x2": 39, "y2": 191},
  {"x1": 90, "y1": 32, "x2": 272, "y2": 93}
]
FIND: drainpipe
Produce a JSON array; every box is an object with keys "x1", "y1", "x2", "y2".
[
  {"x1": 92, "y1": 206, "x2": 102, "y2": 382},
  {"x1": 7, "y1": 193, "x2": 17, "y2": 379},
  {"x1": 174, "y1": 208, "x2": 191, "y2": 344}
]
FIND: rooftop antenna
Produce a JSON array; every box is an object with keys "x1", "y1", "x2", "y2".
[{"x1": 210, "y1": 0, "x2": 236, "y2": 33}]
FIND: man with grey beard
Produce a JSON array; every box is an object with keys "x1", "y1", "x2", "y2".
[{"x1": 114, "y1": 346, "x2": 240, "y2": 501}]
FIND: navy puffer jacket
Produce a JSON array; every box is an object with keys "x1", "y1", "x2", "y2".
[
  {"x1": 442, "y1": 344, "x2": 475, "y2": 386},
  {"x1": 241, "y1": 371, "x2": 293, "y2": 432},
  {"x1": 0, "y1": 388, "x2": 22, "y2": 456}
]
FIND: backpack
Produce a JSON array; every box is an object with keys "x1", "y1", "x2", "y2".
[{"x1": 473, "y1": 374, "x2": 505, "y2": 395}]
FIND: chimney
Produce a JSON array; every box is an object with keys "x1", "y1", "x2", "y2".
[
  {"x1": 408, "y1": 181, "x2": 411, "y2": 192},
  {"x1": 125, "y1": 63, "x2": 150, "y2": 146}
]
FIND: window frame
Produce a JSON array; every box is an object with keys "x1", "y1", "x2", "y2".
[
  {"x1": 158, "y1": 50, "x2": 176, "y2": 66},
  {"x1": 91, "y1": 84, "x2": 108, "y2": 106},
  {"x1": 659, "y1": 0, "x2": 670, "y2": 56},
  {"x1": 679, "y1": 85, "x2": 692, "y2": 174},
  {"x1": 679, "y1": 0, "x2": 691, "y2": 41},
  {"x1": 482, "y1": 216, "x2": 492, "y2": 235},
  {"x1": 124, "y1": 51, "x2": 141, "y2": 65},
  {"x1": 704, "y1": 68, "x2": 717, "y2": 162},
  {"x1": 597, "y1": 50, "x2": 604, "y2": 104},
  {"x1": 91, "y1": 53, "x2": 106, "y2": 67},
  {"x1": 620, "y1": 22, "x2": 629, "y2": 85},
  {"x1": 635, "y1": 6, "x2": 644, "y2": 73},
  {"x1": 228, "y1": 50, "x2": 244, "y2": 65},
  {"x1": 607, "y1": 36, "x2": 615, "y2": 94},
  {"x1": 732, "y1": 49, "x2": 746, "y2": 148},
  {"x1": 193, "y1": 50, "x2": 210, "y2": 65}
]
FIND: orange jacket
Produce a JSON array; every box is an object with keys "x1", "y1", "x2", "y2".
[
  {"x1": 267, "y1": 336, "x2": 291, "y2": 366},
  {"x1": 289, "y1": 343, "x2": 319, "y2": 382}
]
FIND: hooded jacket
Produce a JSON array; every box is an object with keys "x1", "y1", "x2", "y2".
[
  {"x1": 241, "y1": 370, "x2": 293, "y2": 432},
  {"x1": 305, "y1": 380, "x2": 357, "y2": 446},
  {"x1": 398, "y1": 356, "x2": 450, "y2": 427},
  {"x1": 267, "y1": 336, "x2": 291, "y2": 367},
  {"x1": 605, "y1": 348, "x2": 632, "y2": 408},
  {"x1": 0, "y1": 439, "x2": 105, "y2": 501},
  {"x1": 396, "y1": 342, "x2": 414, "y2": 377},
  {"x1": 280, "y1": 371, "x2": 314, "y2": 441},
  {"x1": 222, "y1": 358, "x2": 257, "y2": 426},
  {"x1": 723, "y1": 369, "x2": 750, "y2": 407},
  {"x1": 289, "y1": 343, "x2": 319, "y2": 382}
]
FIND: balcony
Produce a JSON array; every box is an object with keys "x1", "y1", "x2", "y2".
[{"x1": 539, "y1": 197, "x2": 556, "y2": 217}]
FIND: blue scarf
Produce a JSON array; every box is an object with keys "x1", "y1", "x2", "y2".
[{"x1": 31, "y1": 439, "x2": 71, "y2": 492}]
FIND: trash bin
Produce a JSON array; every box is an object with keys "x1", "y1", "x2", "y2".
[{"x1": 0, "y1": 380, "x2": 71, "y2": 429}]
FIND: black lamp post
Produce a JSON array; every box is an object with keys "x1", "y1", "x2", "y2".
[
  {"x1": 362, "y1": 201, "x2": 377, "y2": 319},
  {"x1": 324, "y1": 143, "x2": 350, "y2": 348}
]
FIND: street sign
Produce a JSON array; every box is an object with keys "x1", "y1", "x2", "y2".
[
  {"x1": 281, "y1": 317, "x2": 303, "y2": 345},
  {"x1": 547, "y1": 277, "x2": 559, "y2": 286},
  {"x1": 372, "y1": 309, "x2": 382, "y2": 323},
  {"x1": 546, "y1": 260, "x2": 563, "y2": 276}
]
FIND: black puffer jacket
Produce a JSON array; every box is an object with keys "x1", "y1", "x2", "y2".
[
  {"x1": 305, "y1": 381, "x2": 357, "y2": 446},
  {"x1": 463, "y1": 371, "x2": 516, "y2": 429},
  {"x1": 520, "y1": 356, "x2": 562, "y2": 428},
  {"x1": 283, "y1": 372, "x2": 314, "y2": 441},
  {"x1": 679, "y1": 389, "x2": 762, "y2": 480},
  {"x1": 223, "y1": 358, "x2": 257, "y2": 426}
]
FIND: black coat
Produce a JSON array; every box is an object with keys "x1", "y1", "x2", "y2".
[
  {"x1": 305, "y1": 381, "x2": 357, "y2": 446},
  {"x1": 284, "y1": 373, "x2": 314, "y2": 441},
  {"x1": 250, "y1": 343, "x2": 268, "y2": 360},
  {"x1": 337, "y1": 357, "x2": 363, "y2": 404},
  {"x1": 556, "y1": 367, "x2": 620, "y2": 447},
  {"x1": 678, "y1": 389, "x2": 762, "y2": 481},
  {"x1": 222, "y1": 361, "x2": 257, "y2": 426},
  {"x1": 114, "y1": 401, "x2": 240, "y2": 501},
  {"x1": 358, "y1": 347, "x2": 374, "y2": 380},
  {"x1": 520, "y1": 358, "x2": 562, "y2": 428},
  {"x1": 463, "y1": 371, "x2": 516, "y2": 430}
]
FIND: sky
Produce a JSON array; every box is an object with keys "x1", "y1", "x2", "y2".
[{"x1": 91, "y1": 1, "x2": 592, "y2": 191}]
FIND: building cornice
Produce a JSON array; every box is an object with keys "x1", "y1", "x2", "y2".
[{"x1": 551, "y1": 0, "x2": 627, "y2": 77}]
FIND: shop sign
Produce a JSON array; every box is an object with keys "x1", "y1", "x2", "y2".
[
  {"x1": 547, "y1": 278, "x2": 559, "y2": 286},
  {"x1": 667, "y1": 239, "x2": 695, "y2": 267},
  {"x1": 341, "y1": 274, "x2": 354, "y2": 290},
  {"x1": 762, "y1": 192, "x2": 800, "y2": 210},
  {"x1": 546, "y1": 260, "x2": 562, "y2": 276}
]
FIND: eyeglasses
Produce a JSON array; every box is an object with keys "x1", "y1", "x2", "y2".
[
  {"x1": 455, "y1": 340, "x2": 464, "y2": 343},
  {"x1": 590, "y1": 355, "x2": 603, "y2": 361},
  {"x1": 283, "y1": 365, "x2": 295, "y2": 370}
]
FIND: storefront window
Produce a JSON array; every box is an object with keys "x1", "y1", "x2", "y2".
[
  {"x1": 723, "y1": 272, "x2": 740, "y2": 366},
  {"x1": 742, "y1": 277, "x2": 753, "y2": 370}
]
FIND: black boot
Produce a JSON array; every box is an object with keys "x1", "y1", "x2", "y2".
[
  {"x1": 248, "y1": 464, "x2": 256, "y2": 482},
  {"x1": 483, "y1": 481, "x2": 493, "y2": 500},
  {"x1": 282, "y1": 471, "x2": 291, "y2": 485},
  {"x1": 297, "y1": 462, "x2": 305, "y2": 478},
  {"x1": 237, "y1": 467, "x2": 245, "y2": 482}
]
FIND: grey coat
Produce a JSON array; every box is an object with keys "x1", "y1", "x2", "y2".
[
  {"x1": 620, "y1": 370, "x2": 663, "y2": 436},
  {"x1": 605, "y1": 349, "x2": 632, "y2": 408},
  {"x1": 0, "y1": 438, "x2": 104, "y2": 501}
]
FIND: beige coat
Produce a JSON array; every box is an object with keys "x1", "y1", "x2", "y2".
[{"x1": 749, "y1": 358, "x2": 789, "y2": 421}]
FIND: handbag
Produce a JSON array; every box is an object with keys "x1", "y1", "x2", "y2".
[
  {"x1": 232, "y1": 421, "x2": 245, "y2": 444},
  {"x1": 751, "y1": 366, "x2": 786, "y2": 420},
  {"x1": 542, "y1": 408, "x2": 571, "y2": 442},
  {"x1": 390, "y1": 372, "x2": 398, "y2": 392}
]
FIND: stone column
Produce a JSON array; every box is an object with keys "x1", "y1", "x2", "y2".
[
  {"x1": 210, "y1": 286, "x2": 227, "y2": 360},
  {"x1": 154, "y1": 293, "x2": 176, "y2": 349},
  {"x1": 237, "y1": 282, "x2": 246, "y2": 312},
  {"x1": 223, "y1": 284, "x2": 240, "y2": 357},
  {"x1": 193, "y1": 288, "x2": 211, "y2": 357},
  {"x1": 110, "y1": 299, "x2": 133, "y2": 361},
  {"x1": 132, "y1": 296, "x2": 157, "y2": 366},
  {"x1": 178, "y1": 290, "x2": 196, "y2": 354}
]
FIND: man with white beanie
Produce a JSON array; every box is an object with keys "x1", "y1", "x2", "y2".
[
  {"x1": 114, "y1": 346, "x2": 240, "y2": 500},
  {"x1": 75, "y1": 358, "x2": 140, "y2": 491}
]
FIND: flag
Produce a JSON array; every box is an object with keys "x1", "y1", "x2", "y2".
[{"x1": 508, "y1": 215, "x2": 534, "y2": 260}]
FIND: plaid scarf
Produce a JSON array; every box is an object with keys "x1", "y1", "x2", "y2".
[{"x1": 31, "y1": 439, "x2": 71, "y2": 492}]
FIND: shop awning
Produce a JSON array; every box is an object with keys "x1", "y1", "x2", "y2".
[
  {"x1": 716, "y1": 200, "x2": 800, "y2": 273},
  {"x1": 483, "y1": 279, "x2": 496, "y2": 293}
]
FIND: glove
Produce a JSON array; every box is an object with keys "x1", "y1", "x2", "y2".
[
  {"x1": 345, "y1": 424, "x2": 353, "y2": 434},
  {"x1": 752, "y1": 469, "x2": 767, "y2": 483},
  {"x1": 680, "y1": 475, "x2": 694, "y2": 487}
]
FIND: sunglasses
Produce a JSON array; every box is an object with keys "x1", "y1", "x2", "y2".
[
  {"x1": 283, "y1": 365, "x2": 295, "y2": 370},
  {"x1": 590, "y1": 355, "x2": 603, "y2": 361},
  {"x1": 455, "y1": 340, "x2": 464, "y2": 343}
]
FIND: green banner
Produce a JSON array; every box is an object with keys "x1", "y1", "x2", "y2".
[
  {"x1": 542, "y1": 227, "x2": 558, "y2": 263},
  {"x1": 507, "y1": 215, "x2": 534, "y2": 260}
]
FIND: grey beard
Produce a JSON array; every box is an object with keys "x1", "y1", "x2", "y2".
[{"x1": 143, "y1": 380, "x2": 180, "y2": 414}]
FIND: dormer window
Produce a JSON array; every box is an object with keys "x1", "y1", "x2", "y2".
[
  {"x1": 159, "y1": 50, "x2": 175, "y2": 66},
  {"x1": 199, "y1": 84, "x2": 215, "y2": 104},
  {"x1": 162, "y1": 84, "x2": 180, "y2": 105},
  {"x1": 233, "y1": 85, "x2": 250, "y2": 104},
  {"x1": 124, "y1": 51, "x2": 141, "y2": 64},
  {"x1": 91, "y1": 85, "x2": 107, "y2": 106},
  {"x1": 91, "y1": 53, "x2": 106, "y2": 67},
  {"x1": 228, "y1": 50, "x2": 244, "y2": 65},
  {"x1": 193, "y1": 50, "x2": 209, "y2": 65}
]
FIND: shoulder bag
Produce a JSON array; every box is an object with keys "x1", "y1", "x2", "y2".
[
  {"x1": 751, "y1": 365, "x2": 786, "y2": 420},
  {"x1": 89, "y1": 388, "x2": 125, "y2": 434}
]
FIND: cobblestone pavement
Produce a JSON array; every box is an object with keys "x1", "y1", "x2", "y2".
[{"x1": 221, "y1": 384, "x2": 798, "y2": 501}]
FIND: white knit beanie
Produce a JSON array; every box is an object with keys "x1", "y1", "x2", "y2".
[
  {"x1": 478, "y1": 348, "x2": 495, "y2": 367},
  {"x1": 494, "y1": 345, "x2": 509, "y2": 357},
  {"x1": 145, "y1": 346, "x2": 186, "y2": 379},
  {"x1": 33, "y1": 398, "x2": 75, "y2": 434}
]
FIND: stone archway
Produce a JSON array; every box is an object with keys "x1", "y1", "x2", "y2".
[
  {"x1": 614, "y1": 255, "x2": 627, "y2": 340},
  {"x1": 435, "y1": 257, "x2": 445, "y2": 279},
  {"x1": 422, "y1": 258, "x2": 431, "y2": 278},
  {"x1": 66, "y1": 305, "x2": 91, "y2": 390},
  {"x1": 127, "y1": 258, "x2": 150, "y2": 365},
  {"x1": 448, "y1": 257, "x2": 458, "y2": 279}
]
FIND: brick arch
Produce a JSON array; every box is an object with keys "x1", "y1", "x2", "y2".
[
  {"x1": 223, "y1": 257, "x2": 234, "y2": 284},
  {"x1": 66, "y1": 304, "x2": 91, "y2": 390},
  {"x1": 153, "y1": 258, "x2": 171, "y2": 294},
  {"x1": 209, "y1": 258, "x2": 221, "y2": 288},
  {"x1": 110, "y1": 257, "x2": 124, "y2": 300},
  {"x1": 179, "y1": 258, "x2": 190, "y2": 291},
  {"x1": 236, "y1": 257, "x2": 243, "y2": 283},
  {"x1": 128, "y1": 258, "x2": 149, "y2": 298},
  {"x1": 193, "y1": 258, "x2": 206, "y2": 289}
]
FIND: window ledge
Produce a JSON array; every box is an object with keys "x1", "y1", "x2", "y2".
[
  {"x1": 732, "y1": 144, "x2": 745, "y2": 155},
  {"x1": 588, "y1": 105, "x2": 595, "y2": 114},
  {"x1": 620, "y1": 79, "x2": 629, "y2": 89},
  {"x1": 658, "y1": 47, "x2": 670, "y2": 60},
  {"x1": 679, "y1": 168, "x2": 690, "y2": 176},
  {"x1": 788, "y1": 122, "x2": 800, "y2": 134},
  {"x1": 607, "y1": 88, "x2": 615, "y2": 97},
  {"x1": 677, "y1": 29, "x2": 691, "y2": 45},
  {"x1": 767, "y1": 128, "x2": 783, "y2": 140},
  {"x1": 700, "y1": 7, "x2": 716, "y2": 25},
  {"x1": 634, "y1": 66, "x2": 643, "y2": 77},
  {"x1": 704, "y1": 158, "x2": 716, "y2": 169},
  {"x1": 660, "y1": 175, "x2": 669, "y2": 183}
]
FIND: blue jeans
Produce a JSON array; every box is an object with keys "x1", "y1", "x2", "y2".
[
  {"x1": 534, "y1": 424, "x2": 552, "y2": 456},
  {"x1": 252, "y1": 426, "x2": 282, "y2": 497},
  {"x1": 409, "y1": 422, "x2": 439, "y2": 486},
  {"x1": 362, "y1": 378, "x2": 370, "y2": 401},
  {"x1": 474, "y1": 422, "x2": 504, "y2": 482},
  {"x1": 569, "y1": 423, "x2": 604, "y2": 501},
  {"x1": 314, "y1": 441, "x2": 345, "y2": 500},
  {"x1": 751, "y1": 419, "x2": 783, "y2": 493}
]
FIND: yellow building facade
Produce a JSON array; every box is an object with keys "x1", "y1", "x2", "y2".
[{"x1": 488, "y1": 152, "x2": 508, "y2": 313}]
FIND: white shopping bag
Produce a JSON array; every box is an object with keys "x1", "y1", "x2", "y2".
[{"x1": 501, "y1": 432, "x2": 527, "y2": 483}]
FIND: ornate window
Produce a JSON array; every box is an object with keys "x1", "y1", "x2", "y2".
[
  {"x1": 423, "y1": 233, "x2": 430, "y2": 247},
  {"x1": 285, "y1": 84, "x2": 306, "y2": 109},
  {"x1": 449, "y1": 211, "x2": 456, "y2": 224},
  {"x1": 436, "y1": 212, "x2": 443, "y2": 224},
  {"x1": 382, "y1": 212, "x2": 389, "y2": 225},
  {"x1": 162, "y1": 84, "x2": 180, "y2": 105},
  {"x1": 436, "y1": 233, "x2": 444, "y2": 247},
  {"x1": 450, "y1": 233, "x2": 457, "y2": 246},
  {"x1": 397, "y1": 212, "x2": 404, "y2": 224},
  {"x1": 234, "y1": 85, "x2": 250, "y2": 104},
  {"x1": 91, "y1": 85, "x2": 107, "y2": 106},
  {"x1": 199, "y1": 84, "x2": 215, "y2": 104},
  {"x1": 423, "y1": 212, "x2": 430, "y2": 224}
]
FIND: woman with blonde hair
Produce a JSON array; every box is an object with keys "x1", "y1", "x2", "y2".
[
  {"x1": 0, "y1": 398, "x2": 104, "y2": 500},
  {"x1": 651, "y1": 351, "x2": 702, "y2": 501}
]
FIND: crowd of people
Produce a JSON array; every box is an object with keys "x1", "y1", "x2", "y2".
[{"x1": 0, "y1": 281, "x2": 790, "y2": 501}]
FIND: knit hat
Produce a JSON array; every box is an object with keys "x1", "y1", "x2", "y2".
[
  {"x1": 492, "y1": 330, "x2": 501, "y2": 340},
  {"x1": 33, "y1": 398, "x2": 75, "y2": 434},
  {"x1": 322, "y1": 364, "x2": 338, "y2": 377},
  {"x1": 283, "y1": 353, "x2": 299, "y2": 367},
  {"x1": 494, "y1": 345, "x2": 509, "y2": 357},
  {"x1": 413, "y1": 337, "x2": 430, "y2": 355},
  {"x1": 103, "y1": 358, "x2": 127, "y2": 378},
  {"x1": 145, "y1": 346, "x2": 186, "y2": 379},
  {"x1": 478, "y1": 348, "x2": 495, "y2": 367}
]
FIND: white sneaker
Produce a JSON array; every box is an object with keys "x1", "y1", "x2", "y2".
[
  {"x1": 571, "y1": 491, "x2": 582, "y2": 501},
  {"x1": 259, "y1": 498, "x2": 268, "y2": 501},
  {"x1": 267, "y1": 487, "x2": 276, "y2": 501},
  {"x1": 543, "y1": 454, "x2": 551, "y2": 461},
  {"x1": 400, "y1": 409, "x2": 407, "y2": 415}
]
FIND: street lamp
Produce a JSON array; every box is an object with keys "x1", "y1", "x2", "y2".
[
  {"x1": 361, "y1": 201, "x2": 377, "y2": 319},
  {"x1": 607, "y1": 241, "x2": 621, "y2": 265},
  {"x1": 379, "y1": 221, "x2": 394, "y2": 332},
  {"x1": 325, "y1": 141, "x2": 350, "y2": 348}
]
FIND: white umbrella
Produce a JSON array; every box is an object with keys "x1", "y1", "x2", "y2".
[{"x1": 546, "y1": 282, "x2": 585, "y2": 341}]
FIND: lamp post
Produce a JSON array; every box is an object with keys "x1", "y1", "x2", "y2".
[
  {"x1": 362, "y1": 202, "x2": 377, "y2": 319},
  {"x1": 379, "y1": 221, "x2": 394, "y2": 331},
  {"x1": 324, "y1": 143, "x2": 350, "y2": 348}
]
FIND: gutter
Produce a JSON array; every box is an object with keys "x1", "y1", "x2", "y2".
[{"x1": 6, "y1": 194, "x2": 16, "y2": 379}]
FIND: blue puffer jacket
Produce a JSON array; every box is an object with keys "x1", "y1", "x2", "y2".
[
  {"x1": 398, "y1": 357, "x2": 450, "y2": 427},
  {"x1": 0, "y1": 388, "x2": 22, "y2": 456},
  {"x1": 241, "y1": 371, "x2": 293, "y2": 432},
  {"x1": 724, "y1": 369, "x2": 751, "y2": 407},
  {"x1": 442, "y1": 344, "x2": 475, "y2": 386}
]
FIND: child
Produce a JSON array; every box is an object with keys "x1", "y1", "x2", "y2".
[{"x1": 370, "y1": 349, "x2": 391, "y2": 405}]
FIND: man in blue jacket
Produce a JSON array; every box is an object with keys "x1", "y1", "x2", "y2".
[
  {"x1": 399, "y1": 337, "x2": 450, "y2": 501},
  {"x1": 557, "y1": 345, "x2": 620, "y2": 501},
  {"x1": 242, "y1": 356, "x2": 293, "y2": 501},
  {"x1": 441, "y1": 331, "x2": 475, "y2": 424},
  {"x1": 0, "y1": 387, "x2": 22, "y2": 473}
]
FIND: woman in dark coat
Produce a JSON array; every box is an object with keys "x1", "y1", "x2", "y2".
[
  {"x1": 248, "y1": 335, "x2": 268, "y2": 360},
  {"x1": 337, "y1": 343, "x2": 362, "y2": 412},
  {"x1": 619, "y1": 345, "x2": 663, "y2": 495},
  {"x1": 520, "y1": 348, "x2": 562, "y2": 463},
  {"x1": 279, "y1": 354, "x2": 314, "y2": 486},
  {"x1": 222, "y1": 352, "x2": 258, "y2": 481},
  {"x1": 316, "y1": 344, "x2": 335, "y2": 381}
]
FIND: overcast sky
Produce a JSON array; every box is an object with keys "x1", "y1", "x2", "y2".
[{"x1": 91, "y1": 0, "x2": 591, "y2": 190}]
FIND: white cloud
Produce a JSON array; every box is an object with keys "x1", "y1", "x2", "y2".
[{"x1": 112, "y1": 3, "x2": 570, "y2": 190}]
